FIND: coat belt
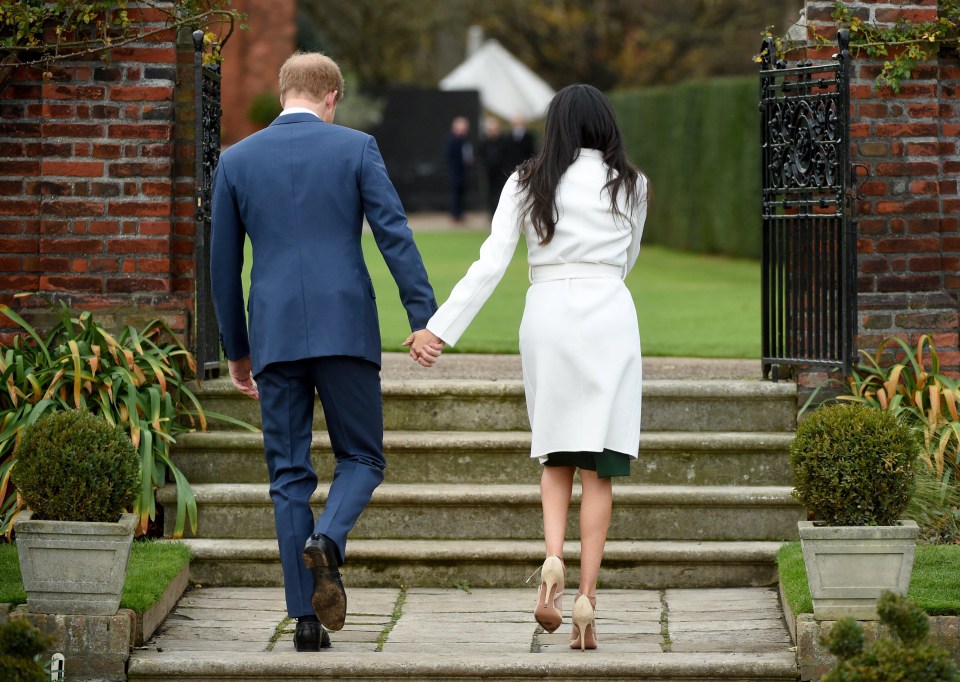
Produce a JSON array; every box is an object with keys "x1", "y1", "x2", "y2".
[{"x1": 528, "y1": 262, "x2": 625, "y2": 284}]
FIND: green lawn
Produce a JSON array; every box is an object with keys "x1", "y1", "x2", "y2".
[
  {"x1": 778, "y1": 542, "x2": 960, "y2": 616},
  {"x1": 0, "y1": 540, "x2": 191, "y2": 613},
  {"x1": 242, "y1": 230, "x2": 761, "y2": 357}
]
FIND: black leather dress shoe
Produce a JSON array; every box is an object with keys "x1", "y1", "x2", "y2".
[
  {"x1": 293, "y1": 619, "x2": 331, "y2": 651},
  {"x1": 303, "y1": 533, "x2": 347, "y2": 631}
]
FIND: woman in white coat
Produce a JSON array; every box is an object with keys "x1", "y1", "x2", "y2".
[{"x1": 407, "y1": 84, "x2": 648, "y2": 651}]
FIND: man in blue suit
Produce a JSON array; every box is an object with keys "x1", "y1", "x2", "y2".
[{"x1": 210, "y1": 52, "x2": 441, "y2": 651}]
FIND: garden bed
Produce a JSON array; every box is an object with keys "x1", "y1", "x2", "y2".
[
  {"x1": 778, "y1": 541, "x2": 960, "y2": 618},
  {"x1": 0, "y1": 540, "x2": 191, "y2": 645},
  {"x1": 777, "y1": 541, "x2": 960, "y2": 680}
]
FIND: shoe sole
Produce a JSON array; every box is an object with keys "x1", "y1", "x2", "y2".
[
  {"x1": 534, "y1": 603, "x2": 562, "y2": 633},
  {"x1": 534, "y1": 579, "x2": 563, "y2": 633},
  {"x1": 294, "y1": 639, "x2": 332, "y2": 651},
  {"x1": 303, "y1": 546, "x2": 347, "y2": 631}
]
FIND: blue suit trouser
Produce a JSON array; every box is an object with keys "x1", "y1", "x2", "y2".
[{"x1": 256, "y1": 356, "x2": 384, "y2": 618}]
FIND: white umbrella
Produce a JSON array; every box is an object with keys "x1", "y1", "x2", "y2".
[{"x1": 439, "y1": 39, "x2": 555, "y2": 121}]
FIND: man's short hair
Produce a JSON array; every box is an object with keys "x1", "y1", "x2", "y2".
[{"x1": 279, "y1": 52, "x2": 344, "y2": 103}]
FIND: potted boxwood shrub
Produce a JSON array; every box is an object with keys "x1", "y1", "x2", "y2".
[
  {"x1": 791, "y1": 403, "x2": 920, "y2": 620},
  {"x1": 12, "y1": 409, "x2": 140, "y2": 616}
]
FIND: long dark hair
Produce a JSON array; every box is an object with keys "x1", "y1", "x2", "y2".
[{"x1": 516, "y1": 84, "x2": 646, "y2": 245}]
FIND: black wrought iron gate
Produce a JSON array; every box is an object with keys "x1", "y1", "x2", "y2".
[
  {"x1": 759, "y1": 29, "x2": 857, "y2": 381},
  {"x1": 193, "y1": 29, "x2": 222, "y2": 379}
]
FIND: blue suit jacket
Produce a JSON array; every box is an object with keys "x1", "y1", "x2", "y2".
[{"x1": 210, "y1": 113, "x2": 437, "y2": 376}]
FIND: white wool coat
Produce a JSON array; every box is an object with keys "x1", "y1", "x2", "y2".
[{"x1": 427, "y1": 148, "x2": 647, "y2": 460}]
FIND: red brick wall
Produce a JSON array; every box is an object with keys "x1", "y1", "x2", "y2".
[
  {"x1": 218, "y1": 0, "x2": 296, "y2": 145},
  {"x1": 0, "y1": 15, "x2": 198, "y2": 341},
  {"x1": 802, "y1": 0, "x2": 960, "y2": 374}
]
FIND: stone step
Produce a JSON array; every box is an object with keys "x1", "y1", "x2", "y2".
[
  {"x1": 158, "y1": 483, "x2": 802, "y2": 542},
  {"x1": 174, "y1": 538, "x2": 788, "y2": 590},
  {"x1": 128, "y1": 651, "x2": 799, "y2": 681},
  {"x1": 171, "y1": 430, "x2": 795, "y2": 486},
  {"x1": 130, "y1": 583, "x2": 796, "y2": 679},
  {"x1": 198, "y1": 379, "x2": 797, "y2": 433}
]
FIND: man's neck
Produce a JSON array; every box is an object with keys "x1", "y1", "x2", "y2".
[{"x1": 282, "y1": 97, "x2": 330, "y2": 122}]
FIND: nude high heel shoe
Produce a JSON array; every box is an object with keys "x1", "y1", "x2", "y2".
[
  {"x1": 570, "y1": 593, "x2": 598, "y2": 650},
  {"x1": 531, "y1": 556, "x2": 564, "y2": 633}
]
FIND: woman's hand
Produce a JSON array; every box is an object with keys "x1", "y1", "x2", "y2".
[{"x1": 403, "y1": 329, "x2": 445, "y2": 367}]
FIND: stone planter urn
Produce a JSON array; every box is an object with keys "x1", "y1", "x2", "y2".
[
  {"x1": 799, "y1": 519, "x2": 919, "y2": 620},
  {"x1": 15, "y1": 510, "x2": 136, "y2": 616},
  {"x1": 790, "y1": 403, "x2": 922, "y2": 622}
]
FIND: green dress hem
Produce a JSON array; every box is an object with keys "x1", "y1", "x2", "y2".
[{"x1": 542, "y1": 448, "x2": 631, "y2": 478}]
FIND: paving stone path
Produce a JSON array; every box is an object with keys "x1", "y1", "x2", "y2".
[{"x1": 141, "y1": 586, "x2": 792, "y2": 657}]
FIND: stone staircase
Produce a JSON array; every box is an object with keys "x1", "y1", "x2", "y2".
[{"x1": 160, "y1": 370, "x2": 802, "y2": 591}]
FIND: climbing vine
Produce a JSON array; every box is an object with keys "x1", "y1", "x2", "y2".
[
  {"x1": 0, "y1": 0, "x2": 243, "y2": 82},
  {"x1": 760, "y1": 0, "x2": 960, "y2": 92}
]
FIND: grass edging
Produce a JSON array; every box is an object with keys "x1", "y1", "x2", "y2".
[
  {"x1": 0, "y1": 540, "x2": 190, "y2": 612},
  {"x1": 780, "y1": 542, "x2": 960, "y2": 680},
  {"x1": 1, "y1": 540, "x2": 191, "y2": 645},
  {"x1": 777, "y1": 541, "x2": 960, "y2": 617},
  {"x1": 344, "y1": 235, "x2": 760, "y2": 357}
]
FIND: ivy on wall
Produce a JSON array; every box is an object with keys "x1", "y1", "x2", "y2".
[
  {"x1": 760, "y1": 0, "x2": 959, "y2": 92},
  {"x1": 0, "y1": 0, "x2": 243, "y2": 83}
]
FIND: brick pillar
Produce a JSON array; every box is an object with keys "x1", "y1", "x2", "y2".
[
  {"x1": 0, "y1": 7, "x2": 197, "y2": 343},
  {"x1": 940, "y1": 53, "x2": 960, "y2": 350},
  {"x1": 802, "y1": 1, "x2": 960, "y2": 376},
  {"x1": 218, "y1": 0, "x2": 296, "y2": 145}
]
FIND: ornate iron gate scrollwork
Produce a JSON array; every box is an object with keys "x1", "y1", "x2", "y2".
[
  {"x1": 193, "y1": 29, "x2": 222, "y2": 379},
  {"x1": 759, "y1": 30, "x2": 857, "y2": 381}
]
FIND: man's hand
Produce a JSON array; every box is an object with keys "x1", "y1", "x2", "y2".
[
  {"x1": 228, "y1": 356, "x2": 260, "y2": 399},
  {"x1": 403, "y1": 329, "x2": 445, "y2": 368}
]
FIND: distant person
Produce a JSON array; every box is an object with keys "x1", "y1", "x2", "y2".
[
  {"x1": 409, "y1": 85, "x2": 649, "y2": 651},
  {"x1": 210, "y1": 51, "x2": 440, "y2": 653},
  {"x1": 503, "y1": 114, "x2": 537, "y2": 175},
  {"x1": 445, "y1": 116, "x2": 473, "y2": 222},
  {"x1": 478, "y1": 117, "x2": 511, "y2": 216}
]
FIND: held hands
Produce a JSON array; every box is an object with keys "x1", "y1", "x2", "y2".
[
  {"x1": 228, "y1": 356, "x2": 260, "y2": 400},
  {"x1": 403, "y1": 329, "x2": 445, "y2": 368}
]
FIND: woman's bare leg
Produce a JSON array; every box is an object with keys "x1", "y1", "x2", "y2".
[
  {"x1": 541, "y1": 465, "x2": 575, "y2": 558},
  {"x1": 577, "y1": 469, "x2": 613, "y2": 596}
]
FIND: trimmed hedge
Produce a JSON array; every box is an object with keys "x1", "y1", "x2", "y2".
[
  {"x1": 611, "y1": 76, "x2": 760, "y2": 258},
  {"x1": 12, "y1": 409, "x2": 139, "y2": 523},
  {"x1": 790, "y1": 403, "x2": 919, "y2": 526}
]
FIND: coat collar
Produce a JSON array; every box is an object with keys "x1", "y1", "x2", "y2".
[{"x1": 269, "y1": 112, "x2": 323, "y2": 126}]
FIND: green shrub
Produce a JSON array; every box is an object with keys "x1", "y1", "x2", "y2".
[
  {"x1": 0, "y1": 618, "x2": 50, "y2": 682},
  {"x1": 0, "y1": 302, "x2": 254, "y2": 537},
  {"x1": 611, "y1": 77, "x2": 760, "y2": 259},
  {"x1": 822, "y1": 591, "x2": 960, "y2": 682},
  {"x1": 907, "y1": 466, "x2": 960, "y2": 544},
  {"x1": 791, "y1": 403, "x2": 919, "y2": 526},
  {"x1": 12, "y1": 410, "x2": 139, "y2": 523},
  {"x1": 832, "y1": 335, "x2": 960, "y2": 541},
  {"x1": 247, "y1": 91, "x2": 281, "y2": 127},
  {"x1": 334, "y1": 89, "x2": 385, "y2": 132}
]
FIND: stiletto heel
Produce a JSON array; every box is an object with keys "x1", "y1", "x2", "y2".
[
  {"x1": 570, "y1": 593, "x2": 598, "y2": 650},
  {"x1": 531, "y1": 556, "x2": 564, "y2": 633}
]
